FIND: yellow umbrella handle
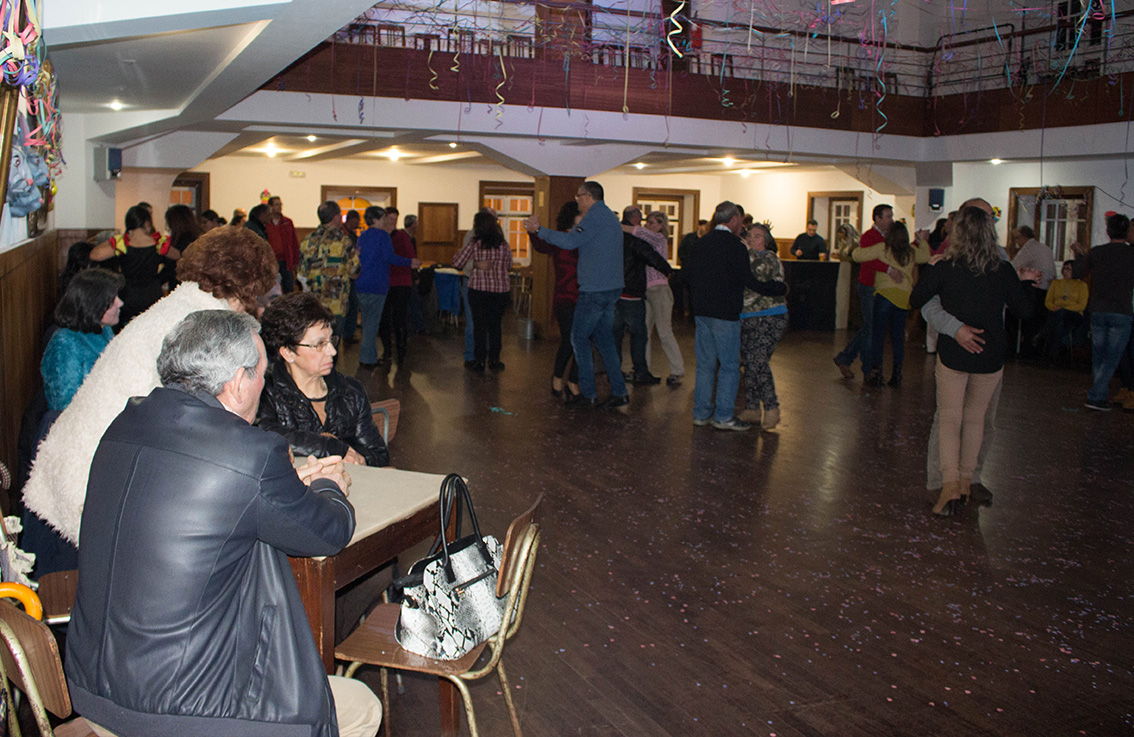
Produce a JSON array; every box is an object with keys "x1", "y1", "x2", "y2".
[{"x1": 0, "y1": 583, "x2": 43, "y2": 621}]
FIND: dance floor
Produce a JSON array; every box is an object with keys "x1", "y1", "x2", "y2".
[{"x1": 342, "y1": 317, "x2": 1133, "y2": 737}]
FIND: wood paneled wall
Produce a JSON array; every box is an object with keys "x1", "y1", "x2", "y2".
[{"x1": 0, "y1": 230, "x2": 58, "y2": 512}]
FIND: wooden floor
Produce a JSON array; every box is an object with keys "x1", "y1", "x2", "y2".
[{"x1": 341, "y1": 315, "x2": 1134, "y2": 737}]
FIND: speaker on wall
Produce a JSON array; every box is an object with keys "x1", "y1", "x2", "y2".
[
  {"x1": 93, "y1": 147, "x2": 122, "y2": 182},
  {"x1": 928, "y1": 188, "x2": 945, "y2": 212}
]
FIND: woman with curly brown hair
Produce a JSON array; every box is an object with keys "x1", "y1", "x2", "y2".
[{"x1": 23, "y1": 226, "x2": 280, "y2": 546}]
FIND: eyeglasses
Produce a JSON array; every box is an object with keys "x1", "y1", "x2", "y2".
[{"x1": 294, "y1": 337, "x2": 338, "y2": 352}]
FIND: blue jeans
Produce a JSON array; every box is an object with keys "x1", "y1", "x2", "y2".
[
  {"x1": 693, "y1": 316, "x2": 741, "y2": 423},
  {"x1": 868, "y1": 296, "x2": 908, "y2": 377},
  {"x1": 461, "y1": 276, "x2": 475, "y2": 361},
  {"x1": 1088, "y1": 312, "x2": 1134, "y2": 403},
  {"x1": 572, "y1": 289, "x2": 628, "y2": 400},
  {"x1": 836, "y1": 282, "x2": 875, "y2": 370},
  {"x1": 358, "y1": 292, "x2": 388, "y2": 364}
]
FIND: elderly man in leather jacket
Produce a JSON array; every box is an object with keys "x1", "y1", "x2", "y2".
[{"x1": 65, "y1": 310, "x2": 382, "y2": 737}]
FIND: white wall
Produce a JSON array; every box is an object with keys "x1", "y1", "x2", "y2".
[
  {"x1": 191, "y1": 157, "x2": 530, "y2": 229},
  {"x1": 950, "y1": 158, "x2": 1133, "y2": 248},
  {"x1": 53, "y1": 112, "x2": 116, "y2": 230},
  {"x1": 719, "y1": 167, "x2": 911, "y2": 243}
]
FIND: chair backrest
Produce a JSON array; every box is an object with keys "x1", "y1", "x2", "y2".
[
  {"x1": 370, "y1": 399, "x2": 400, "y2": 443},
  {"x1": 0, "y1": 599, "x2": 72, "y2": 719},
  {"x1": 496, "y1": 494, "x2": 542, "y2": 598}
]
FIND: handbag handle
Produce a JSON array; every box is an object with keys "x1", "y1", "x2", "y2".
[{"x1": 435, "y1": 474, "x2": 494, "y2": 583}]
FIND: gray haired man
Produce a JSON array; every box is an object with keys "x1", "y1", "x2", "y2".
[{"x1": 66, "y1": 310, "x2": 382, "y2": 737}]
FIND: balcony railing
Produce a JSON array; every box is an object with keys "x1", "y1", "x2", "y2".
[{"x1": 333, "y1": 7, "x2": 1134, "y2": 100}]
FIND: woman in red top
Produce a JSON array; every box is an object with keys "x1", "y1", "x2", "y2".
[
  {"x1": 531, "y1": 201, "x2": 581, "y2": 399},
  {"x1": 453, "y1": 210, "x2": 513, "y2": 373},
  {"x1": 89, "y1": 204, "x2": 182, "y2": 328}
]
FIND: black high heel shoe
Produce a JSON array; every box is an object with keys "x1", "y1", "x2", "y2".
[
  {"x1": 563, "y1": 386, "x2": 577, "y2": 403},
  {"x1": 932, "y1": 499, "x2": 957, "y2": 518},
  {"x1": 551, "y1": 380, "x2": 563, "y2": 398}
]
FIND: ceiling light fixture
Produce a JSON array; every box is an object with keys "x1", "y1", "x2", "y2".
[
  {"x1": 449, "y1": 142, "x2": 458, "y2": 149},
  {"x1": 386, "y1": 148, "x2": 403, "y2": 161},
  {"x1": 722, "y1": 157, "x2": 736, "y2": 167},
  {"x1": 306, "y1": 135, "x2": 317, "y2": 142},
  {"x1": 108, "y1": 100, "x2": 124, "y2": 111},
  {"x1": 740, "y1": 169, "x2": 752, "y2": 178},
  {"x1": 634, "y1": 163, "x2": 646, "y2": 170},
  {"x1": 265, "y1": 142, "x2": 278, "y2": 158},
  {"x1": 989, "y1": 158, "x2": 1004, "y2": 165}
]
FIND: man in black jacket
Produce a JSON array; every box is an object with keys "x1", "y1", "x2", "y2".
[
  {"x1": 66, "y1": 310, "x2": 382, "y2": 737},
  {"x1": 613, "y1": 205, "x2": 674, "y2": 388},
  {"x1": 687, "y1": 202, "x2": 787, "y2": 431}
]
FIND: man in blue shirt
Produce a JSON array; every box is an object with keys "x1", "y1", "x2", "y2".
[{"x1": 525, "y1": 181, "x2": 629, "y2": 408}]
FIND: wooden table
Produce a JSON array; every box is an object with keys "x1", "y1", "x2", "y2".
[{"x1": 288, "y1": 465, "x2": 462, "y2": 735}]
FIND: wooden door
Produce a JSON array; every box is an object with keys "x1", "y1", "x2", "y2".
[{"x1": 418, "y1": 202, "x2": 459, "y2": 263}]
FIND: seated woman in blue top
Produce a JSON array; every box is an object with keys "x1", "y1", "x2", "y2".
[
  {"x1": 41, "y1": 268, "x2": 125, "y2": 411},
  {"x1": 258, "y1": 292, "x2": 390, "y2": 467},
  {"x1": 27, "y1": 267, "x2": 124, "y2": 575}
]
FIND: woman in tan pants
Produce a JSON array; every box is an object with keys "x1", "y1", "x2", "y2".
[{"x1": 910, "y1": 206, "x2": 1033, "y2": 517}]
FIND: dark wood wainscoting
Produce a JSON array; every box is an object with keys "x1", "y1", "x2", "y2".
[{"x1": 0, "y1": 230, "x2": 58, "y2": 511}]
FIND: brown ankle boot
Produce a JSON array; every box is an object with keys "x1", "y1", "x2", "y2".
[{"x1": 933, "y1": 481, "x2": 960, "y2": 517}]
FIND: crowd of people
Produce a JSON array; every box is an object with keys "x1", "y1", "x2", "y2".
[{"x1": 8, "y1": 182, "x2": 1133, "y2": 736}]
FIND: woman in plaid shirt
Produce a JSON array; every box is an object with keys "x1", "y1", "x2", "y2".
[{"x1": 453, "y1": 210, "x2": 513, "y2": 372}]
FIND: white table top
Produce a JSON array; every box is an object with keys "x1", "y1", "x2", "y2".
[
  {"x1": 343, "y1": 465, "x2": 446, "y2": 546},
  {"x1": 296, "y1": 463, "x2": 446, "y2": 555}
]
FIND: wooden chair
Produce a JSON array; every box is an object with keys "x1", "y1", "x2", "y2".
[
  {"x1": 36, "y1": 571, "x2": 77, "y2": 626},
  {"x1": 0, "y1": 589, "x2": 96, "y2": 736},
  {"x1": 370, "y1": 399, "x2": 400, "y2": 443},
  {"x1": 335, "y1": 495, "x2": 543, "y2": 737}
]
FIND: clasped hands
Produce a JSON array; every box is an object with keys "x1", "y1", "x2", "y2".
[
  {"x1": 522, "y1": 214, "x2": 540, "y2": 233},
  {"x1": 297, "y1": 454, "x2": 353, "y2": 497}
]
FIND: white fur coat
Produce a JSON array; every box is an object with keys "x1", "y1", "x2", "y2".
[{"x1": 23, "y1": 283, "x2": 231, "y2": 545}]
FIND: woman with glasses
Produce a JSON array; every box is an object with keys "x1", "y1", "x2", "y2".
[{"x1": 259, "y1": 292, "x2": 389, "y2": 466}]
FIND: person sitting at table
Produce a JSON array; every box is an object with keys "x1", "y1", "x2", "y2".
[
  {"x1": 1038, "y1": 260, "x2": 1089, "y2": 362},
  {"x1": 22, "y1": 268, "x2": 125, "y2": 576},
  {"x1": 23, "y1": 226, "x2": 281, "y2": 549},
  {"x1": 41, "y1": 269, "x2": 125, "y2": 412},
  {"x1": 65, "y1": 309, "x2": 383, "y2": 737},
  {"x1": 259, "y1": 292, "x2": 390, "y2": 466}
]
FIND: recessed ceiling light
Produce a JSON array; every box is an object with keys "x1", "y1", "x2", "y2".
[
  {"x1": 740, "y1": 169, "x2": 752, "y2": 178},
  {"x1": 722, "y1": 157, "x2": 735, "y2": 167},
  {"x1": 989, "y1": 158, "x2": 1004, "y2": 165},
  {"x1": 386, "y1": 148, "x2": 402, "y2": 161},
  {"x1": 265, "y1": 142, "x2": 278, "y2": 158},
  {"x1": 634, "y1": 163, "x2": 646, "y2": 170},
  {"x1": 306, "y1": 135, "x2": 317, "y2": 142},
  {"x1": 108, "y1": 100, "x2": 124, "y2": 111},
  {"x1": 449, "y1": 142, "x2": 458, "y2": 149}
]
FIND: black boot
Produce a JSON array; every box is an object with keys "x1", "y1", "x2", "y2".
[{"x1": 887, "y1": 367, "x2": 902, "y2": 388}]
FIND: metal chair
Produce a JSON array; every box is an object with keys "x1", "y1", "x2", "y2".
[
  {"x1": 335, "y1": 495, "x2": 543, "y2": 737},
  {"x1": 0, "y1": 587, "x2": 97, "y2": 736},
  {"x1": 370, "y1": 399, "x2": 400, "y2": 443}
]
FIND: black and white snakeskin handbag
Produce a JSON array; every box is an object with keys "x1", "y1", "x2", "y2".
[{"x1": 395, "y1": 474, "x2": 505, "y2": 660}]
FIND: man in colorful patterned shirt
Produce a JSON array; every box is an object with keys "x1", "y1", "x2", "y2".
[{"x1": 298, "y1": 201, "x2": 359, "y2": 336}]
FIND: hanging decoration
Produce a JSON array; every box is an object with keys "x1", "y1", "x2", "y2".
[
  {"x1": 328, "y1": 0, "x2": 1134, "y2": 144},
  {"x1": 0, "y1": 0, "x2": 61, "y2": 218}
]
